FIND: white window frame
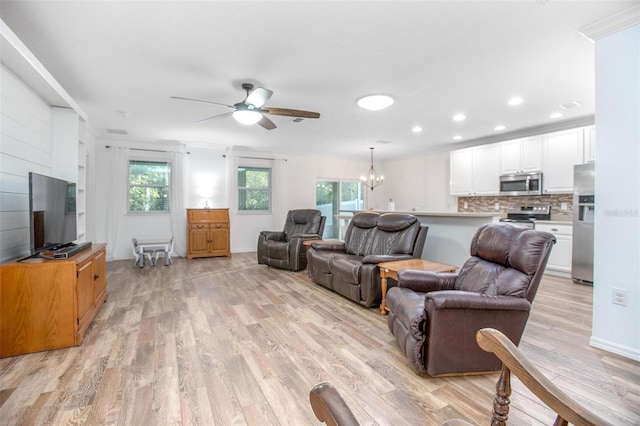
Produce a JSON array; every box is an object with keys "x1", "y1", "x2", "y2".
[{"x1": 237, "y1": 164, "x2": 272, "y2": 213}]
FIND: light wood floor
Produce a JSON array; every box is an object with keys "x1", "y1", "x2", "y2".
[{"x1": 1, "y1": 253, "x2": 638, "y2": 425}]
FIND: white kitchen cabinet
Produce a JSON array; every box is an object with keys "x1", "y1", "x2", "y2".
[
  {"x1": 450, "y1": 147, "x2": 474, "y2": 196},
  {"x1": 584, "y1": 125, "x2": 596, "y2": 163},
  {"x1": 536, "y1": 223, "x2": 573, "y2": 277},
  {"x1": 450, "y1": 145, "x2": 500, "y2": 196},
  {"x1": 500, "y1": 136, "x2": 542, "y2": 174},
  {"x1": 472, "y1": 143, "x2": 501, "y2": 195},
  {"x1": 542, "y1": 128, "x2": 584, "y2": 194}
]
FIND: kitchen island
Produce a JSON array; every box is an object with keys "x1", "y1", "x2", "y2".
[{"x1": 376, "y1": 211, "x2": 502, "y2": 268}]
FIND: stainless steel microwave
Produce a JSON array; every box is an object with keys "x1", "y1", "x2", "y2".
[{"x1": 499, "y1": 172, "x2": 543, "y2": 196}]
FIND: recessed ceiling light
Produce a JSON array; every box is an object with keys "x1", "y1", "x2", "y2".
[
  {"x1": 549, "y1": 112, "x2": 564, "y2": 119},
  {"x1": 453, "y1": 113, "x2": 466, "y2": 122},
  {"x1": 412, "y1": 126, "x2": 423, "y2": 133},
  {"x1": 508, "y1": 97, "x2": 523, "y2": 106},
  {"x1": 357, "y1": 94, "x2": 394, "y2": 111},
  {"x1": 453, "y1": 135, "x2": 462, "y2": 141},
  {"x1": 494, "y1": 125, "x2": 506, "y2": 131}
]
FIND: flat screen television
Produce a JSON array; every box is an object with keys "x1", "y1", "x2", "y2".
[{"x1": 29, "y1": 172, "x2": 77, "y2": 254}]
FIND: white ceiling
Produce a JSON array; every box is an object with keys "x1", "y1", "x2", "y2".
[{"x1": 1, "y1": 1, "x2": 637, "y2": 160}]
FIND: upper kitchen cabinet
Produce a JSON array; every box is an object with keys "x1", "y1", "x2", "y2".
[
  {"x1": 450, "y1": 144, "x2": 500, "y2": 196},
  {"x1": 450, "y1": 147, "x2": 473, "y2": 195},
  {"x1": 500, "y1": 136, "x2": 542, "y2": 174},
  {"x1": 472, "y1": 143, "x2": 501, "y2": 195},
  {"x1": 542, "y1": 128, "x2": 584, "y2": 194},
  {"x1": 584, "y1": 125, "x2": 596, "y2": 163}
]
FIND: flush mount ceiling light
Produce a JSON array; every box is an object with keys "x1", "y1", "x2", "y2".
[
  {"x1": 549, "y1": 112, "x2": 564, "y2": 119},
  {"x1": 360, "y1": 147, "x2": 384, "y2": 191},
  {"x1": 453, "y1": 113, "x2": 466, "y2": 122},
  {"x1": 412, "y1": 126, "x2": 423, "y2": 133},
  {"x1": 357, "y1": 95, "x2": 394, "y2": 111},
  {"x1": 508, "y1": 97, "x2": 524, "y2": 106},
  {"x1": 453, "y1": 135, "x2": 463, "y2": 141},
  {"x1": 494, "y1": 125, "x2": 506, "y2": 131}
]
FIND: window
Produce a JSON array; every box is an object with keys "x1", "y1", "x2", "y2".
[
  {"x1": 128, "y1": 160, "x2": 171, "y2": 212},
  {"x1": 238, "y1": 166, "x2": 271, "y2": 211}
]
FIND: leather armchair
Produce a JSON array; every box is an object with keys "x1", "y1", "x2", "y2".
[
  {"x1": 257, "y1": 209, "x2": 326, "y2": 271},
  {"x1": 386, "y1": 223, "x2": 555, "y2": 376}
]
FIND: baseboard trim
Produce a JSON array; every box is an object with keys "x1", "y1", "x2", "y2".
[{"x1": 589, "y1": 336, "x2": 640, "y2": 362}]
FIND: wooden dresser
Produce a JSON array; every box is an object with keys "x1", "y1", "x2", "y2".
[
  {"x1": 187, "y1": 208, "x2": 231, "y2": 259},
  {"x1": 0, "y1": 243, "x2": 107, "y2": 358}
]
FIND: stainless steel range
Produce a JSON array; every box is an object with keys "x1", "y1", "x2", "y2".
[{"x1": 499, "y1": 204, "x2": 551, "y2": 229}]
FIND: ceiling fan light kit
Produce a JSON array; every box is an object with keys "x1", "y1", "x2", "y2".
[
  {"x1": 172, "y1": 82, "x2": 320, "y2": 130},
  {"x1": 233, "y1": 109, "x2": 262, "y2": 125}
]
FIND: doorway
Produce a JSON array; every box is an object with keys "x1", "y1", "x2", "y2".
[{"x1": 316, "y1": 180, "x2": 364, "y2": 239}]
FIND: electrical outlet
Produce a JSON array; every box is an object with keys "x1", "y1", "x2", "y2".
[
  {"x1": 613, "y1": 288, "x2": 628, "y2": 306},
  {"x1": 494, "y1": 202, "x2": 500, "y2": 211},
  {"x1": 561, "y1": 202, "x2": 568, "y2": 211},
  {"x1": 463, "y1": 202, "x2": 468, "y2": 209}
]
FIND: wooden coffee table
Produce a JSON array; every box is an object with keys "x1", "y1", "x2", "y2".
[{"x1": 378, "y1": 258, "x2": 457, "y2": 315}]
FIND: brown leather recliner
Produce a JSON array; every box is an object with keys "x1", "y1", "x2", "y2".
[
  {"x1": 386, "y1": 222, "x2": 556, "y2": 376},
  {"x1": 307, "y1": 212, "x2": 428, "y2": 307},
  {"x1": 257, "y1": 209, "x2": 326, "y2": 272}
]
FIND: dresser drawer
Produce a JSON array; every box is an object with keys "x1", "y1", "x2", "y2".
[{"x1": 188, "y1": 209, "x2": 229, "y2": 223}]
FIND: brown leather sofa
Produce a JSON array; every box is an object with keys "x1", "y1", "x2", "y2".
[
  {"x1": 257, "y1": 209, "x2": 326, "y2": 271},
  {"x1": 386, "y1": 222, "x2": 555, "y2": 376},
  {"x1": 307, "y1": 212, "x2": 428, "y2": 307}
]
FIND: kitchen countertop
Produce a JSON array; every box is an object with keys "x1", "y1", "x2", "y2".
[{"x1": 377, "y1": 210, "x2": 502, "y2": 218}]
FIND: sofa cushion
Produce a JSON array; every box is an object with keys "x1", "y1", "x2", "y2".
[
  {"x1": 343, "y1": 212, "x2": 379, "y2": 256},
  {"x1": 369, "y1": 214, "x2": 420, "y2": 256},
  {"x1": 330, "y1": 254, "x2": 364, "y2": 284}
]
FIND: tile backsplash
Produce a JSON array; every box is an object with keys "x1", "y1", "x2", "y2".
[{"x1": 458, "y1": 194, "x2": 573, "y2": 220}]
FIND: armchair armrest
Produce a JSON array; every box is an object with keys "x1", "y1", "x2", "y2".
[
  {"x1": 290, "y1": 233, "x2": 323, "y2": 241},
  {"x1": 397, "y1": 270, "x2": 457, "y2": 293},
  {"x1": 361, "y1": 254, "x2": 412, "y2": 264},
  {"x1": 310, "y1": 240, "x2": 346, "y2": 251},
  {"x1": 426, "y1": 291, "x2": 531, "y2": 311},
  {"x1": 260, "y1": 231, "x2": 286, "y2": 241}
]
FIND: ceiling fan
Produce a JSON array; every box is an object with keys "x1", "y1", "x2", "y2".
[{"x1": 171, "y1": 83, "x2": 320, "y2": 130}]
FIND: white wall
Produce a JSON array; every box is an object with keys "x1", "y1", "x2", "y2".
[
  {"x1": 94, "y1": 141, "x2": 384, "y2": 257},
  {"x1": 377, "y1": 150, "x2": 457, "y2": 213},
  {"x1": 590, "y1": 23, "x2": 640, "y2": 360},
  {"x1": 0, "y1": 65, "x2": 53, "y2": 261}
]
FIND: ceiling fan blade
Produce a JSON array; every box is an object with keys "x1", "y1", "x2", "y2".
[
  {"x1": 196, "y1": 111, "x2": 234, "y2": 124},
  {"x1": 170, "y1": 96, "x2": 234, "y2": 109},
  {"x1": 257, "y1": 115, "x2": 277, "y2": 130},
  {"x1": 263, "y1": 107, "x2": 320, "y2": 119},
  {"x1": 246, "y1": 87, "x2": 273, "y2": 108}
]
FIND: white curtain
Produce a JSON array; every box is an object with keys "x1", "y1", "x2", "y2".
[
  {"x1": 105, "y1": 147, "x2": 128, "y2": 261},
  {"x1": 170, "y1": 151, "x2": 187, "y2": 256}
]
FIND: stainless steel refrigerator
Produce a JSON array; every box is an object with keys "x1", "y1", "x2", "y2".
[{"x1": 572, "y1": 163, "x2": 595, "y2": 284}]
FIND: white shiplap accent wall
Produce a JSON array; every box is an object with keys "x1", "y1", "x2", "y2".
[{"x1": 0, "y1": 65, "x2": 53, "y2": 261}]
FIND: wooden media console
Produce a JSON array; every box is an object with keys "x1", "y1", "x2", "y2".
[{"x1": 0, "y1": 243, "x2": 107, "y2": 358}]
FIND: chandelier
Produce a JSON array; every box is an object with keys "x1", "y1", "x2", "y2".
[{"x1": 361, "y1": 147, "x2": 384, "y2": 190}]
